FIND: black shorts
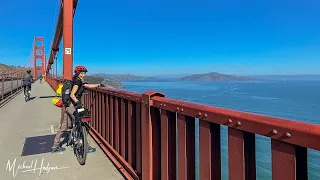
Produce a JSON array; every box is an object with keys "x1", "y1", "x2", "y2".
[{"x1": 23, "y1": 84, "x2": 31, "y2": 90}]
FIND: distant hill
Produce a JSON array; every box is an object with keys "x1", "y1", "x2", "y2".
[
  {"x1": 180, "y1": 72, "x2": 263, "y2": 81},
  {"x1": 84, "y1": 75, "x2": 125, "y2": 88},
  {"x1": 251, "y1": 75, "x2": 320, "y2": 81},
  {"x1": 0, "y1": 63, "x2": 30, "y2": 75},
  {"x1": 92, "y1": 73, "x2": 156, "y2": 82},
  {"x1": 150, "y1": 74, "x2": 191, "y2": 79}
]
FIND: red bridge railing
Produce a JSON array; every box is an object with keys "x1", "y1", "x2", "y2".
[
  {"x1": 0, "y1": 71, "x2": 25, "y2": 105},
  {"x1": 46, "y1": 77, "x2": 320, "y2": 180},
  {"x1": 46, "y1": 76, "x2": 61, "y2": 90}
]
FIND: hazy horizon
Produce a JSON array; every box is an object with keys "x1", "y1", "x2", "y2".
[{"x1": 90, "y1": 72, "x2": 320, "y2": 77}]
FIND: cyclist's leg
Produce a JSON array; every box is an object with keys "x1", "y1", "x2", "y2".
[
  {"x1": 23, "y1": 85, "x2": 26, "y2": 97},
  {"x1": 52, "y1": 107, "x2": 69, "y2": 151},
  {"x1": 66, "y1": 106, "x2": 75, "y2": 128}
]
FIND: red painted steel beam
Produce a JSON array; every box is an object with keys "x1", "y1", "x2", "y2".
[
  {"x1": 141, "y1": 91, "x2": 165, "y2": 180},
  {"x1": 177, "y1": 114, "x2": 195, "y2": 180},
  {"x1": 228, "y1": 128, "x2": 256, "y2": 180},
  {"x1": 33, "y1": 37, "x2": 36, "y2": 77},
  {"x1": 43, "y1": 53, "x2": 46, "y2": 76},
  {"x1": 95, "y1": 87, "x2": 142, "y2": 103},
  {"x1": 151, "y1": 96, "x2": 320, "y2": 151},
  {"x1": 135, "y1": 101, "x2": 142, "y2": 176},
  {"x1": 199, "y1": 121, "x2": 221, "y2": 179},
  {"x1": 160, "y1": 110, "x2": 177, "y2": 180},
  {"x1": 35, "y1": 37, "x2": 44, "y2": 41},
  {"x1": 63, "y1": 0, "x2": 73, "y2": 80}
]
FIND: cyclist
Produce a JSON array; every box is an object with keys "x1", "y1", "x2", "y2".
[
  {"x1": 39, "y1": 75, "x2": 43, "y2": 83},
  {"x1": 22, "y1": 70, "x2": 34, "y2": 97},
  {"x1": 52, "y1": 65, "x2": 104, "y2": 152}
]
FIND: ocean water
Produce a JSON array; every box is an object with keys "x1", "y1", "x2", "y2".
[{"x1": 121, "y1": 81, "x2": 320, "y2": 180}]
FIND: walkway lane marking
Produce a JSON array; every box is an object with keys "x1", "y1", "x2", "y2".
[{"x1": 50, "y1": 125, "x2": 55, "y2": 134}]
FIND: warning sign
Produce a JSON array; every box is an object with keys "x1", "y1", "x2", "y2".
[{"x1": 65, "y1": 48, "x2": 72, "y2": 55}]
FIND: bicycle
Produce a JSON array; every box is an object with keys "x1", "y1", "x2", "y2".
[
  {"x1": 65, "y1": 106, "x2": 91, "y2": 165},
  {"x1": 24, "y1": 85, "x2": 31, "y2": 102}
]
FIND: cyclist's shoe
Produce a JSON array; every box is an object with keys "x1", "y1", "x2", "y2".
[
  {"x1": 88, "y1": 146, "x2": 96, "y2": 153},
  {"x1": 52, "y1": 145, "x2": 63, "y2": 152},
  {"x1": 66, "y1": 140, "x2": 73, "y2": 147},
  {"x1": 66, "y1": 132, "x2": 74, "y2": 147}
]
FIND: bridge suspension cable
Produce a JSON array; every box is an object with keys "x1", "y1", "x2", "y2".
[
  {"x1": 0, "y1": 40, "x2": 35, "y2": 77},
  {"x1": 0, "y1": 38, "x2": 35, "y2": 103},
  {"x1": 49, "y1": 0, "x2": 61, "y2": 53}
]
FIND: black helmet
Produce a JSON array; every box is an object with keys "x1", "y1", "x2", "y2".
[{"x1": 27, "y1": 70, "x2": 31, "y2": 73}]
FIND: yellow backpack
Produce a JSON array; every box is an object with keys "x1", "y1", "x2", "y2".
[{"x1": 52, "y1": 83, "x2": 63, "y2": 107}]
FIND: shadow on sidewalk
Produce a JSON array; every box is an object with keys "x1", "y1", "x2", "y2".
[
  {"x1": 21, "y1": 134, "x2": 56, "y2": 156},
  {"x1": 28, "y1": 96, "x2": 37, "y2": 101}
]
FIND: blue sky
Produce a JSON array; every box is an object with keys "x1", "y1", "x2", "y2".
[{"x1": 0, "y1": 0, "x2": 319, "y2": 76}]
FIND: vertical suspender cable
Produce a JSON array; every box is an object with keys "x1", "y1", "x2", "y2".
[{"x1": 56, "y1": 56, "x2": 58, "y2": 78}]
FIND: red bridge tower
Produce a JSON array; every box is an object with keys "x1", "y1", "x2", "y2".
[{"x1": 33, "y1": 37, "x2": 46, "y2": 77}]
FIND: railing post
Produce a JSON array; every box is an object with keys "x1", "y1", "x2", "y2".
[
  {"x1": 141, "y1": 91, "x2": 165, "y2": 180},
  {"x1": 1, "y1": 77, "x2": 4, "y2": 99},
  {"x1": 271, "y1": 140, "x2": 308, "y2": 180},
  {"x1": 11, "y1": 77, "x2": 13, "y2": 95},
  {"x1": 228, "y1": 128, "x2": 256, "y2": 180}
]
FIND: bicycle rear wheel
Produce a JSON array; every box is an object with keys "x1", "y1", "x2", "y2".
[{"x1": 75, "y1": 125, "x2": 88, "y2": 165}]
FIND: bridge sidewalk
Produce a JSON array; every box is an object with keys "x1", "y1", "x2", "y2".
[{"x1": 0, "y1": 81, "x2": 124, "y2": 180}]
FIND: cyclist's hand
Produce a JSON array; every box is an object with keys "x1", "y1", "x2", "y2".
[
  {"x1": 75, "y1": 101, "x2": 83, "y2": 109},
  {"x1": 98, "y1": 83, "x2": 105, "y2": 87}
]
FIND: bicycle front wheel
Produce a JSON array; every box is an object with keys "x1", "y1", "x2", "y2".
[{"x1": 75, "y1": 125, "x2": 88, "y2": 165}]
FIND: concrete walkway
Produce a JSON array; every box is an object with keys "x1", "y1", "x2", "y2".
[{"x1": 0, "y1": 81, "x2": 124, "y2": 180}]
